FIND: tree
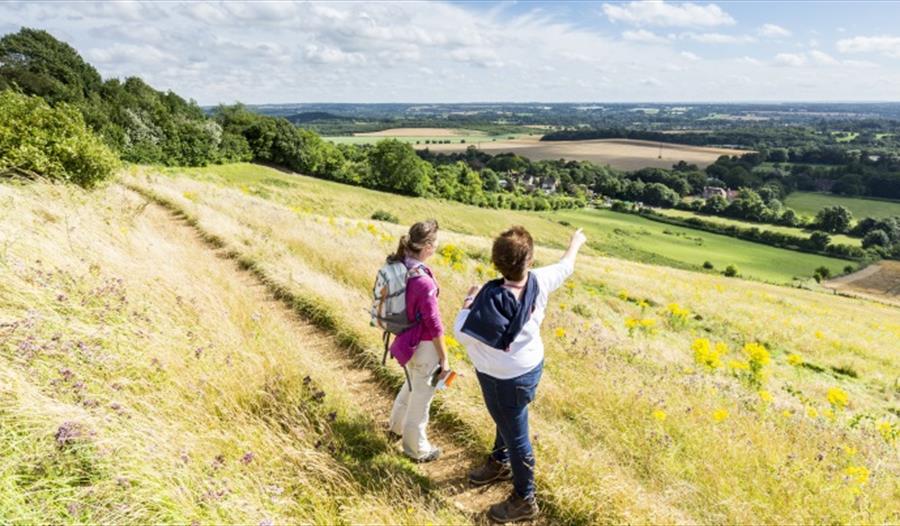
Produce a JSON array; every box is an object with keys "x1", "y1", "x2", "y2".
[
  {"x1": 862, "y1": 229, "x2": 891, "y2": 249},
  {"x1": 814, "y1": 205, "x2": 853, "y2": 233},
  {"x1": 0, "y1": 28, "x2": 102, "y2": 104},
  {"x1": 0, "y1": 90, "x2": 118, "y2": 187},
  {"x1": 369, "y1": 139, "x2": 433, "y2": 196},
  {"x1": 809, "y1": 231, "x2": 831, "y2": 251},
  {"x1": 642, "y1": 182, "x2": 680, "y2": 207}
]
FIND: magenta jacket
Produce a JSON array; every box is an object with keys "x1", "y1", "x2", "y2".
[{"x1": 389, "y1": 258, "x2": 443, "y2": 366}]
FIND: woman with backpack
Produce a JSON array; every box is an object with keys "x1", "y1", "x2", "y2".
[
  {"x1": 453, "y1": 226, "x2": 586, "y2": 523},
  {"x1": 385, "y1": 219, "x2": 449, "y2": 463}
]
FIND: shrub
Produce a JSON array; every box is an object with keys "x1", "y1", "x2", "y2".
[
  {"x1": 843, "y1": 265, "x2": 855, "y2": 274},
  {"x1": 723, "y1": 265, "x2": 738, "y2": 277},
  {"x1": 370, "y1": 210, "x2": 399, "y2": 223},
  {"x1": 814, "y1": 266, "x2": 831, "y2": 281},
  {"x1": 0, "y1": 90, "x2": 118, "y2": 187},
  {"x1": 703, "y1": 261, "x2": 714, "y2": 270}
]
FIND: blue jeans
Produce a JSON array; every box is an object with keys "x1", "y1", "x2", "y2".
[{"x1": 475, "y1": 361, "x2": 543, "y2": 499}]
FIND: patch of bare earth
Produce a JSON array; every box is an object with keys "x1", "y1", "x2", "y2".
[{"x1": 825, "y1": 261, "x2": 900, "y2": 305}]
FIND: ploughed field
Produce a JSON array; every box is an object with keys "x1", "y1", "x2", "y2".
[
  {"x1": 114, "y1": 162, "x2": 897, "y2": 524},
  {"x1": 414, "y1": 136, "x2": 750, "y2": 170}
]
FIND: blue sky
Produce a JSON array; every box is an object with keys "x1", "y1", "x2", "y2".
[{"x1": 3, "y1": 1, "x2": 900, "y2": 104}]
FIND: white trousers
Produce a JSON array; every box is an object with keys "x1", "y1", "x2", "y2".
[{"x1": 389, "y1": 340, "x2": 439, "y2": 459}]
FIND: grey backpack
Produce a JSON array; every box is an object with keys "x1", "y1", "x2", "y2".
[{"x1": 371, "y1": 259, "x2": 427, "y2": 389}]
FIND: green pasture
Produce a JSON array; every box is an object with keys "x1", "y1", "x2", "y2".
[
  {"x1": 168, "y1": 163, "x2": 853, "y2": 284},
  {"x1": 784, "y1": 192, "x2": 900, "y2": 220}
]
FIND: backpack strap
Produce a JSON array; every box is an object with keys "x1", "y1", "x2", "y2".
[{"x1": 382, "y1": 330, "x2": 413, "y2": 392}]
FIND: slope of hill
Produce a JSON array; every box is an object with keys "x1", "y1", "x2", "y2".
[
  {"x1": 0, "y1": 182, "x2": 466, "y2": 524},
  {"x1": 123, "y1": 165, "x2": 899, "y2": 524}
]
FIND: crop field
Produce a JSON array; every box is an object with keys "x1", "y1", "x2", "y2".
[
  {"x1": 119, "y1": 165, "x2": 899, "y2": 524},
  {"x1": 325, "y1": 127, "x2": 525, "y2": 146},
  {"x1": 171, "y1": 163, "x2": 850, "y2": 284},
  {"x1": 827, "y1": 260, "x2": 900, "y2": 302},
  {"x1": 416, "y1": 136, "x2": 749, "y2": 170},
  {"x1": 785, "y1": 192, "x2": 900, "y2": 220},
  {"x1": 654, "y1": 208, "x2": 863, "y2": 247}
]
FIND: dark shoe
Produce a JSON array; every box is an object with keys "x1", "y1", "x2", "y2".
[
  {"x1": 412, "y1": 447, "x2": 441, "y2": 463},
  {"x1": 387, "y1": 430, "x2": 402, "y2": 442},
  {"x1": 469, "y1": 457, "x2": 512, "y2": 486},
  {"x1": 489, "y1": 491, "x2": 539, "y2": 523}
]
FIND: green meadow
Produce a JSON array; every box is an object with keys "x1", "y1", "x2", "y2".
[
  {"x1": 784, "y1": 192, "x2": 900, "y2": 220},
  {"x1": 170, "y1": 163, "x2": 851, "y2": 284}
]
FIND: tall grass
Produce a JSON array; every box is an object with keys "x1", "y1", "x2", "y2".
[
  {"x1": 0, "y1": 181, "x2": 465, "y2": 524},
  {"x1": 129, "y1": 166, "x2": 899, "y2": 524}
]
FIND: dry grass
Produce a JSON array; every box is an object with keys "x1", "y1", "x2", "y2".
[
  {"x1": 126, "y1": 166, "x2": 900, "y2": 525},
  {"x1": 0, "y1": 181, "x2": 465, "y2": 524}
]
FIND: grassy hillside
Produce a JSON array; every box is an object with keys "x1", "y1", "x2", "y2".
[
  {"x1": 548, "y1": 208, "x2": 850, "y2": 283},
  {"x1": 126, "y1": 164, "x2": 899, "y2": 525},
  {"x1": 654, "y1": 207, "x2": 863, "y2": 247},
  {"x1": 0, "y1": 182, "x2": 464, "y2": 524},
  {"x1": 168, "y1": 163, "x2": 850, "y2": 284},
  {"x1": 785, "y1": 192, "x2": 900, "y2": 220}
]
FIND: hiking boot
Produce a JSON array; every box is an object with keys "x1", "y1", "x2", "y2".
[
  {"x1": 468, "y1": 457, "x2": 512, "y2": 486},
  {"x1": 412, "y1": 447, "x2": 441, "y2": 463},
  {"x1": 488, "y1": 491, "x2": 539, "y2": 523}
]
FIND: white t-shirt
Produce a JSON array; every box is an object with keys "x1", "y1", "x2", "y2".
[{"x1": 453, "y1": 259, "x2": 574, "y2": 380}]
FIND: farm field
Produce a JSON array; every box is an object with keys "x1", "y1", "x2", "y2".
[
  {"x1": 122, "y1": 165, "x2": 900, "y2": 524},
  {"x1": 785, "y1": 192, "x2": 900, "y2": 220},
  {"x1": 171, "y1": 163, "x2": 851, "y2": 283},
  {"x1": 416, "y1": 136, "x2": 749, "y2": 170},
  {"x1": 826, "y1": 260, "x2": 900, "y2": 302},
  {"x1": 325, "y1": 127, "x2": 527, "y2": 146},
  {"x1": 654, "y1": 208, "x2": 863, "y2": 247},
  {"x1": 548, "y1": 208, "x2": 851, "y2": 283}
]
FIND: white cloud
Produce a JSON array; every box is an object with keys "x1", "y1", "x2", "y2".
[
  {"x1": 773, "y1": 52, "x2": 807, "y2": 67},
  {"x1": 602, "y1": 1, "x2": 734, "y2": 28},
  {"x1": 757, "y1": 23, "x2": 791, "y2": 38},
  {"x1": 809, "y1": 50, "x2": 838, "y2": 65},
  {"x1": 681, "y1": 32, "x2": 755, "y2": 44},
  {"x1": 4, "y1": 1, "x2": 899, "y2": 103},
  {"x1": 303, "y1": 44, "x2": 365, "y2": 64},
  {"x1": 449, "y1": 47, "x2": 504, "y2": 68},
  {"x1": 837, "y1": 35, "x2": 900, "y2": 57},
  {"x1": 622, "y1": 29, "x2": 670, "y2": 44}
]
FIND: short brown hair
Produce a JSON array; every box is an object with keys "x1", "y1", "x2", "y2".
[{"x1": 492, "y1": 226, "x2": 533, "y2": 281}]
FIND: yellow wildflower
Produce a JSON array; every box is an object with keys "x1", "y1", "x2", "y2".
[
  {"x1": 842, "y1": 445, "x2": 857, "y2": 457},
  {"x1": 728, "y1": 359, "x2": 749, "y2": 370},
  {"x1": 743, "y1": 342, "x2": 771, "y2": 367},
  {"x1": 815, "y1": 330, "x2": 825, "y2": 339},
  {"x1": 758, "y1": 390, "x2": 773, "y2": 404},
  {"x1": 713, "y1": 408, "x2": 729, "y2": 422},
  {"x1": 555, "y1": 328, "x2": 566, "y2": 339},
  {"x1": 827, "y1": 387, "x2": 849, "y2": 409},
  {"x1": 806, "y1": 406, "x2": 819, "y2": 418},
  {"x1": 625, "y1": 317, "x2": 639, "y2": 330},
  {"x1": 639, "y1": 318, "x2": 656, "y2": 329},
  {"x1": 782, "y1": 409, "x2": 792, "y2": 418},
  {"x1": 618, "y1": 291, "x2": 629, "y2": 301},
  {"x1": 787, "y1": 353, "x2": 804, "y2": 366},
  {"x1": 652, "y1": 409, "x2": 667, "y2": 422},
  {"x1": 844, "y1": 465, "x2": 870, "y2": 485},
  {"x1": 876, "y1": 420, "x2": 896, "y2": 443},
  {"x1": 692, "y1": 338, "x2": 721, "y2": 370},
  {"x1": 558, "y1": 303, "x2": 567, "y2": 311}
]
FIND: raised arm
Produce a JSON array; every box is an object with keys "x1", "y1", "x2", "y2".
[{"x1": 561, "y1": 228, "x2": 587, "y2": 267}]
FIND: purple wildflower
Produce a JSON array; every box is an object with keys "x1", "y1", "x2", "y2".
[
  {"x1": 240, "y1": 451, "x2": 254, "y2": 465},
  {"x1": 55, "y1": 421, "x2": 84, "y2": 446}
]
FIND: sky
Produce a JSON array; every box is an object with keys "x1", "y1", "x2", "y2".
[{"x1": 3, "y1": 0, "x2": 900, "y2": 105}]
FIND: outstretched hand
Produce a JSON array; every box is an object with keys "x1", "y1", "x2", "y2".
[{"x1": 570, "y1": 227, "x2": 587, "y2": 248}]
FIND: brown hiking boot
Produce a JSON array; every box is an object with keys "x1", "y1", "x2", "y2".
[
  {"x1": 488, "y1": 491, "x2": 539, "y2": 523},
  {"x1": 468, "y1": 457, "x2": 512, "y2": 486}
]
